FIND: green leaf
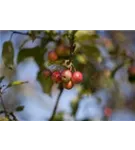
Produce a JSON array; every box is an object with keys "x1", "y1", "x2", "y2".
[
  {"x1": 37, "y1": 71, "x2": 53, "y2": 95},
  {"x1": 76, "y1": 54, "x2": 87, "y2": 64},
  {"x1": 15, "y1": 106, "x2": 24, "y2": 112},
  {"x1": 2, "y1": 41, "x2": 14, "y2": 68},
  {"x1": 0, "y1": 76, "x2": 5, "y2": 84},
  {"x1": 7, "y1": 80, "x2": 28, "y2": 88},
  {"x1": 17, "y1": 46, "x2": 45, "y2": 69},
  {"x1": 70, "y1": 98, "x2": 79, "y2": 116},
  {"x1": 52, "y1": 112, "x2": 64, "y2": 121},
  {"x1": 75, "y1": 30, "x2": 98, "y2": 42},
  {"x1": 17, "y1": 47, "x2": 37, "y2": 63},
  {"x1": 76, "y1": 45, "x2": 101, "y2": 62}
]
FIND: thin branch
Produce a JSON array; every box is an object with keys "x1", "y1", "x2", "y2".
[
  {"x1": 111, "y1": 50, "x2": 135, "y2": 78},
  {"x1": 0, "y1": 94, "x2": 10, "y2": 119},
  {"x1": 111, "y1": 62, "x2": 125, "y2": 78},
  {"x1": 0, "y1": 110, "x2": 18, "y2": 121},
  {"x1": 49, "y1": 88, "x2": 64, "y2": 121},
  {"x1": 9, "y1": 30, "x2": 43, "y2": 39},
  {"x1": 10, "y1": 112, "x2": 18, "y2": 121}
]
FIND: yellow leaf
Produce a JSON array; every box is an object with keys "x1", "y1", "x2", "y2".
[
  {"x1": 0, "y1": 117, "x2": 8, "y2": 122},
  {"x1": 7, "y1": 80, "x2": 28, "y2": 88},
  {"x1": 76, "y1": 54, "x2": 87, "y2": 64},
  {"x1": 75, "y1": 30, "x2": 96, "y2": 42}
]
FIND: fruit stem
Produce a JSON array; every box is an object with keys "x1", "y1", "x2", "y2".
[
  {"x1": 49, "y1": 86, "x2": 64, "y2": 121},
  {"x1": 72, "y1": 64, "x2": 76, "y2": 72}
]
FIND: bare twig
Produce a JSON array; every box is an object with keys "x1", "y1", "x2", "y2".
[
  {"x1": 10, "y1": 112, "x2": 18, "y2": 121},
  {"x1": 0, "y1": 94, "x2": 10, "y2": 119},
  {"x1": 49, "y1": 87, "x2": 64, "y2": 121},
  {"x1": 110, "y1": 51, "x2": 134, "y2": 79},
  {"x1": 9, "y1": 30, "x2": 43, "y2": 39},
  {"x1": 111, "y1": 63, "x2": 125, "y2": 78},
  {"x1": 0, "y1": 107, "x2": 18, "y2": 121}
]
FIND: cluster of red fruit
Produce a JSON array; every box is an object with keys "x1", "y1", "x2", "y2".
[
  {"x1": 43, "y1": 69, "x2": 83, "y2": 89},
  {"x1": 43, "y1": 44, "x2": 83, "y2": 89},
  {"x1": 48, "y1": 44, "x2": 71, "y2": 62}
]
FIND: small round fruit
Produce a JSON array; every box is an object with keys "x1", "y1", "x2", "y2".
[
  {"x1": 56, "y1": 45, "x2": 70, "y2": 57},
  {"x1": 61, "y1": 70, "x2": 72, "y2": 82},
  {"x1": 63, "y1": 80, "x2": 74, "y2": 89},
  {"x1": 43, "y1": 69, "x2": 51, "y2": 78},
  {"x1": 72, "y1": 71, "x2": 83, "y2": 84},
  {"x1": 51, "y1": 71, "x2": 61, "y2": 83},
  {"x1": 48, "y1": 50, "x2": 58, "y2": 62},
  {"x1": 104, "y1": 107, "x2": 112, "y2": 117},
  {"x1": 128, "y1": 66, "x2": 135, "y2": 76}
]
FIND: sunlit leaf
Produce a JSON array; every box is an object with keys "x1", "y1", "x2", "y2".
[
  {"x1": 0, "y1": 117, "x2": 9, "y2": 121},
  {"x1": 75, "y1": 45, "x2": 101, "y2": 62},
  {"x1": 37, "y1": 71, "x2": 53, "y2": 95},
  {"x1": 74, "y1": 31, "x2": 101, "y2": 62},
  {"x1": 15, "y1": 106, "x2": 24, "y2": 112},
  {"x1": 2, "y1": 41, "x2": 14, "y2": 68},
  {"x1": 76, "y1": 54, "x2": 87, "y2": 64},
  {"x1": 75, "y1": 30, "x2": 98, "y2": 42},
  {"x1": 83, "y1": 45, "x2": 101, "y2": 60},
  {"x1": 7, "y1": 80, "x2": 28, "y2": 88}
]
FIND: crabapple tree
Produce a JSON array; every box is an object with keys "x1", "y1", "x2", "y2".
[{"x1": 0, "y1": 30, "x2": 135, "y2": 121}]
